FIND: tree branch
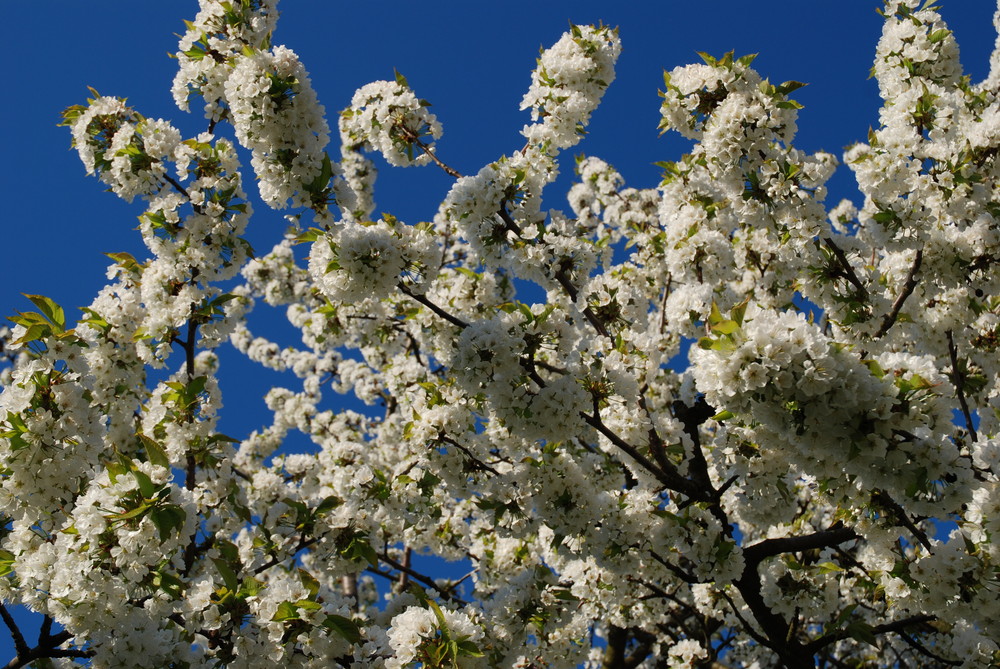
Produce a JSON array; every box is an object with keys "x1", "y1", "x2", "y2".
[
  {"x1": 398, "y1": 126, "x2": 462, "y2": 178},
  {"x1": 0, "y1": 605, "x2": 28, "y2": 658},
  {"x1": 743, "y1": 525, "x2": 858, "y2": 568},
  {"x1": 946, "y1": 329, "x2": 978, "y2": 443},
  {"x1": 438, "y1": 434, "x2": 501, "y2": 475},
  {"x1": 0, "y1": 620, "x2": 90, "y2": 669},
  {"x1": 804, "y1": 614, "x2": 943, "y2": 657},
  {"x1": 397, "y1": 283, "x2": 469, "y2": 329},
  {"x1": 254, "y1": 535, "x2": 320, "y2": 574},
  {"x1": 870, "y1": 489, "x2": 932, "y2": 551},
  {"x1": 823, "y1": 237, "x2": 869, "y2": 302},
  {"x1": 874, "y1": 248, "x2": 922, "y2": 339},
  {"x1": 374, "y1": 551, "x2": 468, "y2": 604},
  {"x1": 732, "y1": 524, "x2": 861, "y2": 668}
]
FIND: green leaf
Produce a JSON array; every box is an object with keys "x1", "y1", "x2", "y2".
[
  {"x1": 863, "y1": 359, "x2": 886, "y2": 379},
  {"x1": 846, "y1": 620, "x2": 879, "y2": 648},
  {"x1": 213, "y1": 557, "x2": 240, "y2": 592},
  {"x1": 776, "y1": 100, "x2": 804, "y2": 110},
  {"x1": 104, "y1": 252, "x2": 143, "y2": 275},
  {"x1": 133, "y1": 470, "x2": 158, "y2": 500},
  {"x1": 708, "y1": 301, "x2": 724, "y2": 326},
  {"x1": 730, "y1": 298, "x2": 749, "y2": 326},
  {"x1": 322, "y1": 614, "x2": 362, "y2": 644},
  {"x1": 150, "y1": 505, "x2": 186, "y2": 541},
  {"x1": 711, "y1": 410, "x2": 735, "y2": 422},
  {"x1": 550, "y1": 588, "x2": 579, "y2": 601},
  {"x1": 299, "y1": 568, "x2": 320, "y2": 599},
  {"x1": 152, "y1": 567, "x2": 184, "y2": 598},
  {"x1": 315, "y1": 495, "x2": 343, "y2": 516},
  {"x1": 239, "y1": 576, "x2": 263, "y2": 598},
  {"x1": 22, "y1": 294, "x2": 66, "y2": 331},
  {"x1": 777, "y1": 80, "x2": 807, "y2": 95},
  {"x1": 817, "y1": 561, "x2": 844, "y2": 574},
  {"x1": 111, "y1": 502, "x2": 152, "y2": 522},
  {"x1": 216, "y1": 539, "x2": 241, "y2": 564},
  {"x1": 427, "y1": 599, "x2": 448, "y2": 630},
  {"x1": 394, "y1": 69, "x2": 409, "y2": 88},
  {"x1": 455, "y1": 638, "x2": 485, "y2": 658},
  {"x1": 710, "y1": 319, "x2": 739, "y2": 335},
  {"x1": 140, "y1": 434, "x2": 171, "y2": 469},
  {"x1": 0, "y1": 549, "x2": 15, "y2": 578},
  {"x1": 927, "y1": 28, "x2": 951, "y2": 44},
  {"x1": 273, "y1": 601, "x2": 300, "y2": 622},
  {"x1": 295, "y1": 599, "x2": 323, "y2": 611},
  {"x1": 294, "y1": 227, "x2": 325, "y2": 244}
]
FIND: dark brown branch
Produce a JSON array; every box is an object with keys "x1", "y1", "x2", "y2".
[
  {"x1": 672, "y1": 397, "x2": 716, "y2": 495},
  {"x1": 637, "y1": 392, "x2": 674, "y2": 477},
  {"x1": 1, "y1": 624, "x2": 90, "y2": 669},
  {"x1": 602, "y1": 625, "x2": 628, "y2": 669},
  {"x1": 398, "y1": 547, "x2": 411, "y2": 592},
  {"x1": 438, "y1": 434, "x2": 501, "y2": 475},
  {"x1": 804, "y1": 614, "x2": 942, "y2": 657},
  {"x1": 870, "y1": 490, "x2": 932, "y2": 551},
  {"x1": 375, "y1": 551, "x2": 468, "y2": 604},
  {"x1": 649, "y1": 550, "x2": 701, "y2": 585},
  {"x1": 823, "y1": 237, "x2": 869, "y2": 302},
  {"x1": 743, "y1": 525, "x2": 858, "y2": 567},
  {"x1": 875, "y1": 248, "x2": 922, "y2": 338},
  {"x1": 581, "y1": 411, "x2": 690, "y2": 495},
  {"x1": 496, "y1": 202, "x2": 524, "y2": 237},
  {"x1": 946, "y1": 329, "x2": 978, "y2": 443},
  {"x1": 623, "y1": 636, "x2": 653, "y2": 669},
  {"x1": 398, "y1": 126, "x2": 462, "y2": 178},
  {"x1": 181, "y1": 319, "x2": 200, "y2": 575},
  {"x1": 733, "y1": 524, "x2": 861, "y2": 668},
  {"x1": 896, "y1": 629, "x2": 962, "y2": 665},
  {"x1": 397, "y1": 283, "x2": 469, "y2": 329},
  {"x1": 163, "y1": 173, "x2": 192, "y2": 201},
  {"x1": 553, "y1": 265, "x2": 610, "y2": 338},
  {"x1": 254, "y1": 535, "x2": 320, "y2": 574},
  {"x1": 0, "y1": 605, "x2": 28, "y2": 657}
]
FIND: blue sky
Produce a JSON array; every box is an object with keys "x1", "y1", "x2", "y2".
[
  {"x1": 4, "y1": 1, "x2": 995, "y2": 323},
  {"x1": 0, "y1": 0, "x2": 997, "y2": 662}
]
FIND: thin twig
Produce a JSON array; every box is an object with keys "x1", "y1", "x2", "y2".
[
  {"x1": 823, "y1": 237, "x2": 869, "y2": 302},
  {"x1": 896, "y1": 630, "x2": 962, "y2": 665},
  {"x1": 397, "y1": 284, "x2": 469, "y2": 329},
  {"x1": 553, "y1": 266, "x2": 610, "y2": 337},
  {"x1": 871, "y1": 490, "x2": 932, "y2": 552},
  {"x1": 376, "y1": 552, "x2": 468, "y2": 604},
  {"x1": 438, "y1": 434, "x2": 501, "y2": 475},
  {"x1": 875, "y1": 248, "x2": 922, "y2": 338},
  {"x1": 581, "y1": 411, "x2": 676, "y2": 491},
  {"x1": 804, "y1": 614, "x2": 941, "y2": 656},
  {"x1": 400, "y1": 128, "x2": 462, "y2": 178},
  {"x1": 648, "y1": 551, "x2": 701, "y2": 585},
  {"x1": 254, "y1": 535, "x2": 320, "y2": 574},
  {"x1": 719, "y1": 589, "x2": 772, "y2": 650},
  {"x1": 946, "y1": 329, "x2": 978, "y2": 443}
]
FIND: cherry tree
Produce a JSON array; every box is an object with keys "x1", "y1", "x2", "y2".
[{"x1": 1, "y1": 0, "x2": 999, "y2": 667}]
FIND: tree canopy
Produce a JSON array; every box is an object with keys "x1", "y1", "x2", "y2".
[{"x1": 1, "y1": 0, "x2": 999, "y2": 667}]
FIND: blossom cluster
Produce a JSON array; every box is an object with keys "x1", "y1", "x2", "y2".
[
  {"x1": 340, "y1": 76, "x2": 444, "y2": 168},
  {"x1": 0, "y1": 0, "x2": 998, "y2": 667}
]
